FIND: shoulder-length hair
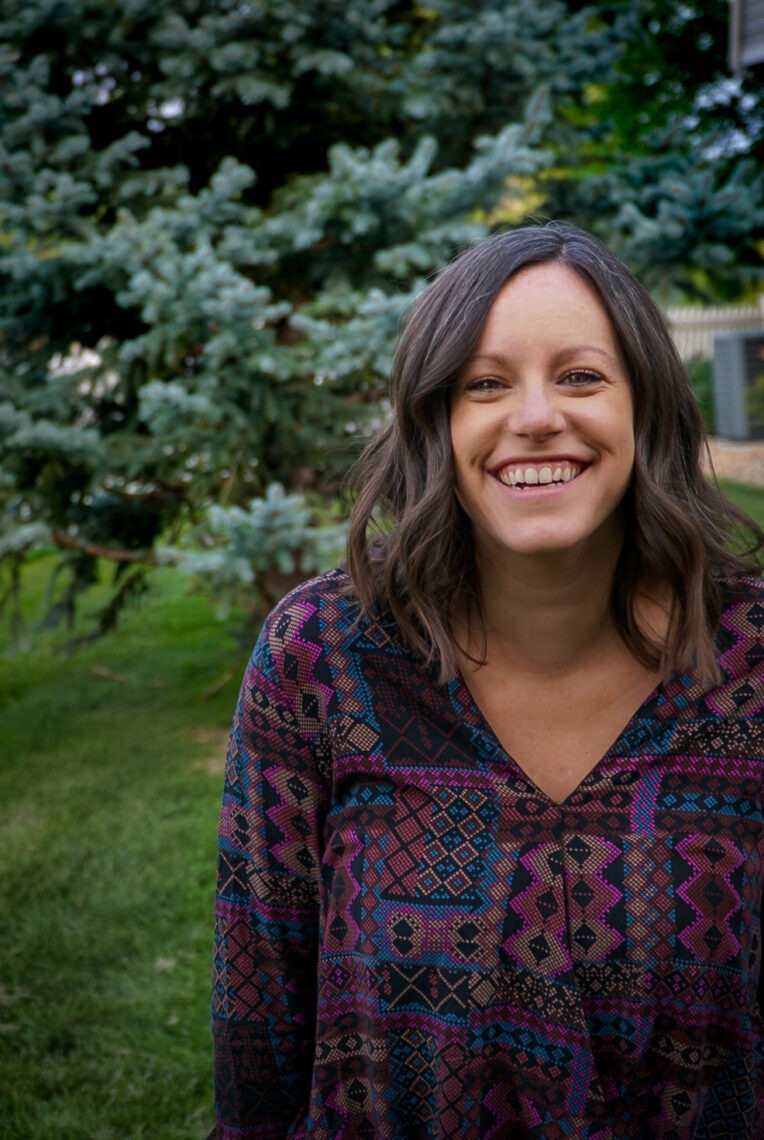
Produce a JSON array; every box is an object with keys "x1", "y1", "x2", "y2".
[{"x1": 346, "y1": 221, "x2": 762, "y2": 685}]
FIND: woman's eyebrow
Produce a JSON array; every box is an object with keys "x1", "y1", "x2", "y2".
[
  {"x1": 464, "y1": 352, "x2": 508, "y2": 367},
  {"x1": 552, "y1": 344, "x2": 619, "y2": 367},
  {"x1": 465, "y1": 345, "x2": 620, "y2": 368}
]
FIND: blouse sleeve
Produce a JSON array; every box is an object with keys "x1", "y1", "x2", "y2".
[{"x1": 210, "y1": 602, "x2": 331, "y2": 1138}]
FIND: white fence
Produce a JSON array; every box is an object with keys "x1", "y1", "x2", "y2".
[{"x1": 665, "y1": 298, "x2": 764, "y2": 361}]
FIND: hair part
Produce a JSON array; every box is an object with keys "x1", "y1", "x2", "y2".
[{"x1": 346, "y1": 221, "x2": 763, "y2": 686}]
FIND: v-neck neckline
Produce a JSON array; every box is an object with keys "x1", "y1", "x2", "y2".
[{"x1": 449, "y1": 670, "x2": 671, "y2": 807}]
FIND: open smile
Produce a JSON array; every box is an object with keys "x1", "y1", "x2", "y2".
[{"x1": 495, "y1": 462, "x2": 587, "y2": 489}]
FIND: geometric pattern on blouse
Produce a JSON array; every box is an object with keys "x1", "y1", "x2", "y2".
[{"x1": 211, "y1": 568, "x2": 764, "y2": 1138}]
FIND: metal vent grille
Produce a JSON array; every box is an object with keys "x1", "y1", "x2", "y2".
[{"x1": 713, "y1": 331, "x2": 764, "y2": 440}]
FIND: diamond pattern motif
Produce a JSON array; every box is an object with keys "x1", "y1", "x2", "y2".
[{"x1": 212, "y1": 568, "x2": 764, "y2": 1138}]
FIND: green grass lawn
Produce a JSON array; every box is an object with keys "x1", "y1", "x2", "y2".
[
  {"x1": 0, "y1": 563, "x2": 249, "y2": 1139},
  {"x1": 1, "y1": 479, "x2": 763, "y2": 1138},
  {"x1": 718, "y1": 478, "x2": 764, "y2": 529}
]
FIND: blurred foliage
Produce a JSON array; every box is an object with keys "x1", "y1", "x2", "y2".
[
  {"x1": 162, "y1": 483, "x2": 346, "y2": 626},
  {"x1": 745, "y1": 371, "x2": 764, "y2": 434},
  {"x1": 547, "y1": 1, "x2": 764, "y2": 301},
  {"x1": 686, "y1": 356, "x2": 715, "y2": 435},
  {"x1": 0, "y1": 0, "x2": 761, "y2": 639}
]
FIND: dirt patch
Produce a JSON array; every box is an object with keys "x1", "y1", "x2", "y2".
[{"x1": 190, "y1": 726, "x2": 230, "y2": 774}]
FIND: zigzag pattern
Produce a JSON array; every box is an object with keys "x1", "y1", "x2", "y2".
[{"x1": 212, "y1": 568, "x2": 764, "y2": 1138}]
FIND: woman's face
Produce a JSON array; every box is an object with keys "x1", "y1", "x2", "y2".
[{"x1": 449, "y1": 261, "x2": 635, "y2": 570}]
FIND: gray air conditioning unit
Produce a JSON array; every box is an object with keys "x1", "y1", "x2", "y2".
[{"x1": 712, "y1": 330, "x2": 764, "y2": 441}]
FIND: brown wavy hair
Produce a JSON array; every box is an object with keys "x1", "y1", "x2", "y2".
[{"x1": 346, "y1": 221, "x2": 763, "y2": 685}]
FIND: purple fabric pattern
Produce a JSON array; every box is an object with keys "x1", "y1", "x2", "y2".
[{"x1": 211, "y1": 568, "x2": 764, "y2": 1138}]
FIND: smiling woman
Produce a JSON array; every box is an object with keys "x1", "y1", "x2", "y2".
[
  {"x1": 347, "y1": 224, "x2": 761, "y2": 689},
  {"x1": 210, "y1": 223, "x2": 764, "y2": 1139}
]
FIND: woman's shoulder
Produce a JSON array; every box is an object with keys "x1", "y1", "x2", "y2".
[
  {"x1": 254, "y1": 565, "x2": 410, "y2": 687},
  {"x1": 249, "y1": 566, "x2": 411, "y2": 710},
  {"x1": 255, "y1": 566, "x2": 366, "y2": 662},
  {"x1": 717, "y1": 571, "x2": 764, "y2": 615},
  {"x1": 714, "y1": 573, "x2": 764, "y2": 682},
  {"x1": 260, "y1": 564, "x2": 356, "y2": 627}
]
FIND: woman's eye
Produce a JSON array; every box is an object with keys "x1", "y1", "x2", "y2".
[
  {"x1": 466, "y1": 376, "x2": 504, "y2": 392},
  {"x1": 561, "y1": 369, "x2": 602, "y2": 387}
]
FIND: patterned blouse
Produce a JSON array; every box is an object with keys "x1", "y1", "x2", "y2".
[{"x1": 211, "y1": 568, "x2": 764, "y2": 1139}]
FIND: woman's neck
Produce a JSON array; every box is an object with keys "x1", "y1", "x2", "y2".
[
  {"x1": 460, "y1": 542, "x2": 670, "y2": 679},
  {"x1": 462, "y1": 539, "x2": 626, "y2": 677}
]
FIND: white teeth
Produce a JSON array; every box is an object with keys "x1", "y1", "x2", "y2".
[{"x1": 498, "y1": 464, "x2": 581, "y2": 488}]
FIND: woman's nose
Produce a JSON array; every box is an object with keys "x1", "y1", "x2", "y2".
[{"x1": 508, "y1": 383, "x2": 565, "y2": 439}]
